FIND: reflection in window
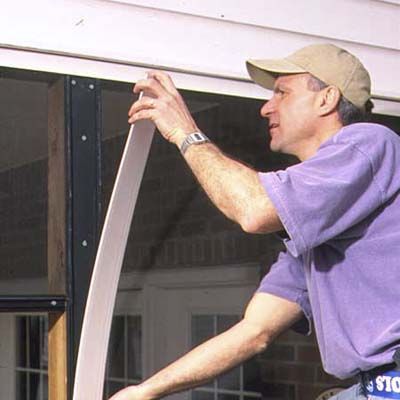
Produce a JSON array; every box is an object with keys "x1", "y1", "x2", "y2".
[
  {"x1": 15, "y1": 315, "x2": 48, "y2": 400},
  {"x1": 105, "y1": 315, "x2": 142, "y2": 398},
  {"x1": 191, "y1": 315, "x2": 262, "y2": 400}
]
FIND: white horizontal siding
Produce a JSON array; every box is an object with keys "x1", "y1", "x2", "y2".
[
  {"x1": 111, "y1": 0, "x2": 400, "y2": 50},
  {"x1": 0, "y1": 0, "x2": 398, "y2": 111}
]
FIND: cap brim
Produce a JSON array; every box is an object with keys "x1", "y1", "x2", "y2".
[{"x1": 246, "y1": 58, "x2": 306, "y2": 90}]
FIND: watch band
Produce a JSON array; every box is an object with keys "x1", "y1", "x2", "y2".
[{"x1": 180, "y1": 131, "x2": 210, "y2": 155}]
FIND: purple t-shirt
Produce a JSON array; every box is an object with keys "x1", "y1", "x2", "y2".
[{"x1": 257, "y1": 123, "x2": 400, "y2": 379}]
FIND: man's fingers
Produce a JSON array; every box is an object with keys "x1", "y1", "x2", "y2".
[
  {"x1": 133, "y1": 76, "x2": 169, "y2": 98},
  {"x1": 128, "y1": 96, "x2": 158, "y2": 123},
  {"x1": 128, "y1": 71, "x2": 198, "y2": 140},
  {"x1": 128, "y1": 96, "x2": 157, "y2": 117},
  {"x1": 148, "y1": 70, "x2": 178, "y2": 94},
  {"x1": 128, "y1": 108, "x2": 154, "y2": 124}
]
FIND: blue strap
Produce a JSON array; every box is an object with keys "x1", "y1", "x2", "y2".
[{"x1": 364, "y1": 370, "x2": 400, "y2": 399}]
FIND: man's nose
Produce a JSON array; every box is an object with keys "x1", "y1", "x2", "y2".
[{"x1": 260, "y1": 97, "x2": 276, "y2": 118}]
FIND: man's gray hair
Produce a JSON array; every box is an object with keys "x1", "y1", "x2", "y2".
[{"x1": 307, "y1": 75, "x2": 373, "y2": 126}]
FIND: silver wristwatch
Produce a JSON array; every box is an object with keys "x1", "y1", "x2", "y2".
[{"x1": 180, "y1": 132, "x2": 210, "y2": 155}]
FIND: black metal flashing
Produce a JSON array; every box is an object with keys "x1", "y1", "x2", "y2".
[
  {"x1": 0, "y1": 295, "x2": 67, "y2": 312},
  {"x1": 67, "y1": 75, "x2": 102, "y2": 397}
]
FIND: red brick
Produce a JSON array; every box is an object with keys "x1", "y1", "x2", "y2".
[
  {"x1": 315, "y1": 366, "x2": 356, "y2": 387},
  {"x1": 261, "y1": 343, "x2": 295, "y2": 362},
  {"x1": 277, "y1": 363, "x2": 316, "y2": 383},
  {"x1": 297, "y1": 384, "x2": 331, "y2": 400},
  {"x1": 297, "y1": 345, "x2": 322, "y2": 363},
  {"x1": 278, "y1": 329, "x2": 316, "y2": 344},
  {"x1": 261, "y1": 362, "x2": 316, "y2": 384}
]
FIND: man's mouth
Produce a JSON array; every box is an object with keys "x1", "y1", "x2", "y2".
[{"x1": 269, "y1": 123, "x2": 279, "y2": 131}]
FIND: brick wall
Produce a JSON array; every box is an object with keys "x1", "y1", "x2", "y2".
[{"x1": 261, "y1": 331, "x2": 355, "y2": 399}]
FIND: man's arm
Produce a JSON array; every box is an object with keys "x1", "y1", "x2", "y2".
[
  {"x1": 182, "y1": 142, "x2": 282, "y2": 233},
  {"x1": 109, "y1": 292, "x2": 303, "y2": 400},
  {"x1": 128, "y1": 71, "x2": 283, "y2": 234}
]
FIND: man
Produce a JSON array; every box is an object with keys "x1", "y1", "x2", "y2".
[{"x1": 110, "y1": 44, "x2": 400, "y2": 400}]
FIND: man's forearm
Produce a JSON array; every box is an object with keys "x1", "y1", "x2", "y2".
[
  {"x1": 181, "y1": 142, "x2": 282, "y2": 234},
  {"x1": 110, "y1": 294, "x2": 303, "y2": 400},
  {"x1": 136, "y1": 319, "x2": 270, "y2": 400}
]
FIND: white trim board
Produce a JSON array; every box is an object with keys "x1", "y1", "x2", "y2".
[
  {"x1": 0, "y1": 47, "x2": 267, "y2": 99},
  {"x1": 1, "y1": 47, "x2": 399, "y2": 117}
]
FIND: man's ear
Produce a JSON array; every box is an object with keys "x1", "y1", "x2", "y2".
[{"x1": 317, "y1": 86, "x2": 341, "y2": 116}]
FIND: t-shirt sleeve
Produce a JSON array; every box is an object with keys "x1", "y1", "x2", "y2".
[
  {"x1": 258, "y1": 128, "x2": 399, "y2": 256},
  {"x1": 257, "y1": 251, "x2": 312, "y2": 335}
]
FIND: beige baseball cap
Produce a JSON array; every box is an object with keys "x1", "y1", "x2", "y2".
[{"x1": 246, "y1": 43, "x2": 371, "y2": 109}]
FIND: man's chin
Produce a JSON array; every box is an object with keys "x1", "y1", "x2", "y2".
[
  {"x1": 269, "y1": 141, "x2": 282, "y2": 153},
  {"x1": 269, "y1": 142, "x2": 294, "y2": 157}
]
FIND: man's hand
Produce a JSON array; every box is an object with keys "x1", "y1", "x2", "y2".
[{"x1": 128, "y1": 71, "x2": 198, "y2": 147}]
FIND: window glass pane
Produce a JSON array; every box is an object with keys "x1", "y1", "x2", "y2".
[
  {"x1": 127, "y1": 315, "x2": 142, "y2": 380},
  {"x1": 40, "y1": 317, "x2": 48, "y2": 370},
  {"x1": 29, "y1": 316, "x2": 41, "y2": 369},
  {"x1": 108, "y1": 316, "x2": 125, "y2": 378},
  {"x1": 29, "y1": 372, "x2": 41, "y2": 399},
  {"x1": 243, "y1": 357, "x2": 262, "y2": 393},
  {"x1": 0, "y1": 68, "x2": 61, "y2": 294},
  {"x1": 217, "y1": 368, "x2": 240, "y2": 391},
  {"x1": 192, "y1": 315, "x2": 214, "y2": 347},
  {"x1": 16, "y1": 371, "x2": 27, "y2": 400},
  {"x1": 16, "y1": 316, "x2": 27, "y2": 367},
  {"x1": 42, "y1": 374, "x2": 49, "y2": 400},
  {"x1": 217, "y1": 315, "x2": 239, "y2": 334},
  {"x1": 192, "y1": 390, "x2": 214, "y2": 400}
]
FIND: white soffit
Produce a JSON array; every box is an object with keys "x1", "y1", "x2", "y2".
[{"x1": 0, "y1": 0, "x2": 399, "y2": 115}]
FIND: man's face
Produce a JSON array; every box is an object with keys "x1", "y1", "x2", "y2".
[{"x1": 260, "y1": 73, "x2": 321, "y2": 159}]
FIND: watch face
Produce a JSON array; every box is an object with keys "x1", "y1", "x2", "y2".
[{"x1": 315, "y1": 387, "x2": 344, "y2": 400}]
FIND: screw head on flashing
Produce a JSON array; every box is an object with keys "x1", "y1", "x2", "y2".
[
  {"x1": 51, "y1": 300, "x2": 57, "y2": 306},
  {"x1": 82, "y1": 240, "x2": 88, "y2": 247},
  {"x1": 71, "y1": 79, "x2": 77, "y2": 86},
  {"x1": 89, "y1": 84, "x2": 95, "y2": 90},
  {"x1": 81, "y1": 135, "x2": 87, "y2": 142}
]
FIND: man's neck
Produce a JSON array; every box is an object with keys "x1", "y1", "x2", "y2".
[{"x1": 297, "y1": 123, "x2": 343, "y2": 161}]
